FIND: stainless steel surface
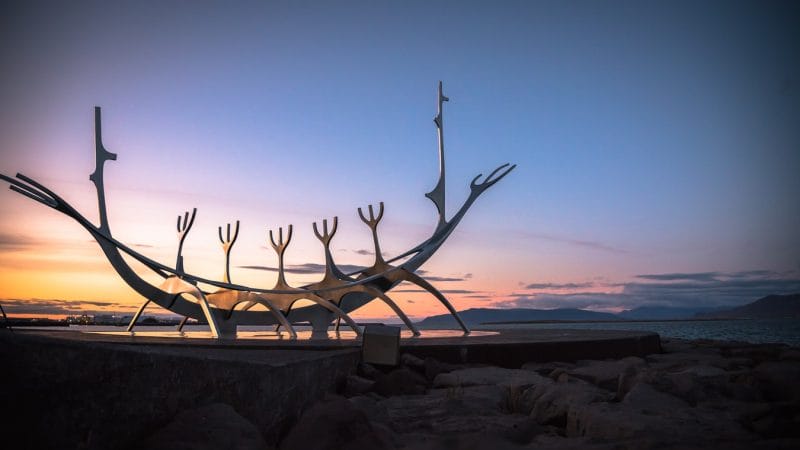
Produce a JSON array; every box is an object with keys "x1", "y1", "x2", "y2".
[{"x1": 1, "y1": 83, "x2": 515, "y2": 339}]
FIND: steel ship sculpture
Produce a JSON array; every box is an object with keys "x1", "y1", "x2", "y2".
[{"x1": 1, "y1": 82, "x2": 515, "y2": 339}]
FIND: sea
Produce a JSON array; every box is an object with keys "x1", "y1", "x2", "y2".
[
  {"x1": 26, "y1": 318, "x2": 800, "y2": 346},
  {"x1": 472, "y1": 318, "x2": 800, "y2": 347}
]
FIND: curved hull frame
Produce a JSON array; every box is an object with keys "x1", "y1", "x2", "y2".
[{"x1": 1, "y1": 83, "x2": 515, "y2": 338}]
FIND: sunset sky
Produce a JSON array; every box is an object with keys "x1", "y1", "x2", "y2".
[{"x1": 1, "y1": 1, "x2": 799, "y2": 320}]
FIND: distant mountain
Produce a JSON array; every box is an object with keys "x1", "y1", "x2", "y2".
[
  {"x1": 695, "y1": 293, "x2": 800, "y2": 319},
  {"x1": 618, "y1": 306, "x2": 723, "y2": 320},
  {"x1": 417, "y1": 307, "x2": 620, "y2": 328}
]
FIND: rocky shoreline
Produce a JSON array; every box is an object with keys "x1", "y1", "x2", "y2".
[
  {"x1": 5, "y1": 331, "x2": 799, "y2": 449},
  {"x1": 269, "y1": 338, "x2": 800, "y2": 449}
]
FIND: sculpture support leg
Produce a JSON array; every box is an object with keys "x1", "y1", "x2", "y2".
[
  {"x1": 176, "y1": 316, "x2": 188, "y2": 331},
  {"x1": 309, "y1": 296, "x2": 362, "y2": 336},
  {"x1": 127, "y1": 299, "x2": 151, "y2": 332},
  {"x1": 252, "y1": 297, "x2": 297, "y2": 339},
  {"x1": 158, "y1": 277, "x2": 227, "y2": 338},
  {"x1": 364, "y1": 287, "x2": 420, "y2": 336},
  {"x1": 196, "y1": 291, "x2": 223, "y2": 338},
  {"x1": 402, "y1": 269, "x2": 470, "y2": 334}
]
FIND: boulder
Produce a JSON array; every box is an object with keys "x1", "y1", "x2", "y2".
[
  {"x1": 567, "y1": 399, "x2": 756, "y2": 446},
  {"x1": 348, "y1": 394, "x2": 391, "y2": 424},
  {"x1": 433, "y1": 366, "x2": 550, "y2": 388},
  {"x1": 358, "y1": 362, "x2": 382, "y2": 380},
  {"x1": 279, "y1": 395, "x2": 392, "y2": 450},
  {"x1": 527, "y1": 378, "x2": 613, "y2": 427},
  {"x1": 779, "y1": 349, "x2": 800, "y2": 362},
  {"x1": 376, "y1": 385, "x2": 531, "y2": 438},
  {"x1": 139, "y1": 403, "x2": 268, "y2": 450},
  {"x1": 424, "y1": 357, "x2": 461, "y2": 382},
  {"x1": 753, "y1": 361, "x2": 800, "y2": 402},
  {"x1": 400, "y1": 353, "x2": 426, "y2": 370},
  {"x1": 621, "y1": 382, "x2": 690, "y2": 412},
  {"x1": 402, "y1": 432, "x2": 524, "y2": 450},
  {"x1": 373, "y1": 368, "x2": 428, "y2": 396},
  {"x1": 568, "y1": 357, "x2": 645, "y2": 390},
  {"x1": 344, "y1": 374, "x2": 375, "y2": 397}
]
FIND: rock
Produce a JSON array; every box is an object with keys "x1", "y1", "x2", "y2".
[
  {"x1": 616, "y1": 364, "x2": 640, "y2": 400},
  {"x1": 401, "y1": 353, "x2": 426, "y2": 369},
  {"x1": 531, "y1": 434, "x2": 621, "y2": 450},
  {"x1": 547, "y1": 368, "x2": 566, "y2": 382},
  {"x1": 348, "y1": 395, "x2": 391, "y2": 424},
  {"x1": 139, "y1": 403, "x2": 268, "y2": 450},
  {"x1": 358, "y1": 362, "x2": 382, "y2": 380},
  {"x1": 677, "y1": 364, "x2": 727, "y2": 377},
  {"x1": 568, "y1": 357, "x2": 645, "y2": 390},
  {"x1": 373, "y1": 368, "x2": 428, "y2": 396},
  {"x1": 527, "y1": 378, "x2": 613, "y2": 427},
  {"x1": 779, "y1": 349, "x2": 800, "y2": 362},
  {"x1": 402, "y1": 432, "x2": 524, "y2": 450},
  {"x1": 753, "y1": 361, "x2": 800, "y2": 402},
  {"x1": 279, "y1": 395, "x2": 392, "y2": 450},
  {"x1": 750, "y1": 407, "x2": 800, "y2": 439},
  {"x1": 433, "y1": 366, "x2": 551, "y2": 388},
  {"x1": 423, "y1": 357, "x2": 460, "y2": 382},
  {"x1": 634, "y1": 363, "x2": 731, "y2": 406},
  {"x1": 722, "y1": 344, "x2": 786, "y2": 364},
  {"x1": 521, "y1": 361, "x2": 575, "y2": 377},
  {"x1": 622, "y1": 382, "x2": 690, "y2": 412},
  {"x1": 568, "y1": 399, "x2": 757, "y2": 446},
  {"x1": 344, "y1": 374, "x2": 375, "y2": 397},
  {"x1": 646, "y1": 351, "x2": 732, "y2": 372},
  {"x1": 377, "y1": 385, "x2": 531, "y2": 438}
]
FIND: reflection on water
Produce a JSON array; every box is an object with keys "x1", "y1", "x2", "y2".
[
  {"x1": 71, "y1": 326, "x2": 495, "y2": 341},
  {"x1": 477, "y1": 319, "x2": 800, "y2": 346},
  {"x1": 18, "y1": 319, "x2": 799, "y2": 346}
]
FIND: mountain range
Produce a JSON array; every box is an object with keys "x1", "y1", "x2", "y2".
[{"x1": 417, "y1": 293, "x2": 800, "y2": 327}]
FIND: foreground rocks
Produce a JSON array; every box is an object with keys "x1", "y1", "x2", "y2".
[
  {"x1": 281, "y1": 339, "x2": 800, "y2": 449},
  {"x1": 139, "y1": 403, "x2": 268, "y2": 450}
]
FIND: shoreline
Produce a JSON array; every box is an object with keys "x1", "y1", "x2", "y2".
[
  {"x1": 3, "y1": 329, "x2": 798, "y2": 449},
  {"x1": 481, "y1": 317, "x2": 750, "y2": 324}
]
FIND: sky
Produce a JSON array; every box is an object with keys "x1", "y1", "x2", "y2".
[{"x1": 1, "y1": 0, "x2": 799, "y2": 320}]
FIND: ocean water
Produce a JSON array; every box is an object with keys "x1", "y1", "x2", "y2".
[
  {"x1": 475, "y1": 318, "x2": 800, "y2": 346},
  {"x1": 19, "y1": 318, "x2": 800, "y2": 346}
]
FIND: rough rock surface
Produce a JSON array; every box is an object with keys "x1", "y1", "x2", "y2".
[
  {"x1": 139, "y1": 403, "x2": 268, "y2": 450},
  {"x1": 279, "y1": 395, "x2": 393, "y2": 450},
  {"x1": 278, "y1": 338, "x2": 800, "y2": 449},
  {"x1": 433, "y1": 366, "x2": 550, "y2": 388}
]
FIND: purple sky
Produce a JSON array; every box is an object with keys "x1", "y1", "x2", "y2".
[{"x1": 1, "y1": 1, "x2": 798, "y2": 318}]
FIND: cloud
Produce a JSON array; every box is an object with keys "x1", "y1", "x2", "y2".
[
  {"x1": 425, "y1": 276, "x2": 466, "y2": 282},
  {"x1": 0, "y1": 233, "x2": 39, "y2": 251},
  {"x1": 526, "y1": 282, "x2": 595, "y2": 290},
  {"x1": 495, "y1": 270, "x2": 800, "y2": 311},
  {"x1": 494, "y1": 270, "x2": 800, "y2": 310},
  {"x1": 497, "y1": 293, "x2": 622, "y2": 310},
  {"x1": 514, "y1": 230, "x2": 627, "y2": 254},
  {"x1": 393, "y1": 289, "x2": 479, "y2": 295},
  {"x1": 635, "y1": 272, "x2": 720, "y2": 282},
  {"x1": 0, "y1": 298, "x2": 138, "y2": 316}
]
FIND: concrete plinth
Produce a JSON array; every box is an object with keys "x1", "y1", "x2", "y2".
[{"x1": 0, "y1": 330, "x2": 359, "y2": 450}]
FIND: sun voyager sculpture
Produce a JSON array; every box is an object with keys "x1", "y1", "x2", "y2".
[{"x1": 1, "y1": 82, "x2": 515, "y2": 339}]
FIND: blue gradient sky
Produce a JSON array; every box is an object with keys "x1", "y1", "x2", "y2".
[{"x1": 1, "y1": 0, "x2": 798, "y2": 318}]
